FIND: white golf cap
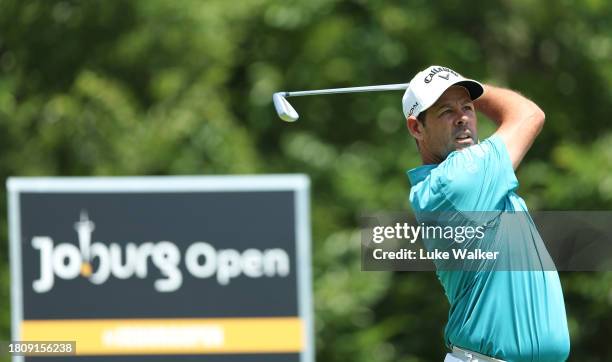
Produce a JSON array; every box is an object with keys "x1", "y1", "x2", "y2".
[{"x1": 402, "y1": 65, "x2": 484, "y2": 119}]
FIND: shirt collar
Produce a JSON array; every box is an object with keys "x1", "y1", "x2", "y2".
[{"x1": 406, "y1": 164, "x2": 438, "y2": 185}]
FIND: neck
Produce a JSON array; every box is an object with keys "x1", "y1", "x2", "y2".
[{"x1": 418, "y1": 145, "x2": 443, "y2": 165}]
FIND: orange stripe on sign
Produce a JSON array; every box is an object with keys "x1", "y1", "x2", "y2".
[{"x1": 21, "y1": 317, "x2": 304, "y2": 355}]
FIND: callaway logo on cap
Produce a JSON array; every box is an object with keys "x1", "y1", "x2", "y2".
[{"x1": 402, "y1": 65, "x2": 484, "y2": 119}]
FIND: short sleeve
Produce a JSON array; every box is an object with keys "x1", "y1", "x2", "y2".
[{"x1": 431, "y1": 135, "x2": 518, "y2": 211}]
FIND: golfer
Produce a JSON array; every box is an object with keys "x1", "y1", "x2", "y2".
[{"x1": 403, "y1": 66, "x2": 570, "y2": 361}]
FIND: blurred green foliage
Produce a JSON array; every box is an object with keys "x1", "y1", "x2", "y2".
[{"x1": 0, "y1": 0, "x2": 611, "y2": 361}]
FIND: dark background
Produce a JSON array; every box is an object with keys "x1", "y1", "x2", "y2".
[
  {"x1": 20, "y1": 191, "x2": 298, "y2": 318},
  {"x1": 17, "y1": 189, "x2": 301, "y2": 362}
]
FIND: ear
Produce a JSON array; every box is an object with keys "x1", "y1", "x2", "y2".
[{"x1": 406, "y1": 115, "x2": 424, "y2": 141}]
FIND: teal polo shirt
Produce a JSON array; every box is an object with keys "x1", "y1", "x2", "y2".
[{"x1": 407, "y1": 135, "x2": 570, "y2": 362}]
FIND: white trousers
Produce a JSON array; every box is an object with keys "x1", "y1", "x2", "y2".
[
  {"x1": 444, "y1": 346, "x2": 506, "y2": 362},
  {"x1": 444, "y1": 353, "x2": 466, "y2": 362}
]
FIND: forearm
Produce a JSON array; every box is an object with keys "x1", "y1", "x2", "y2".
[
  {"x1": 474, "y1": 84, "x2": 545, "y2": 169},
  {"x1": 475, "y1": 84, "x2": 544, "y2": 128}
]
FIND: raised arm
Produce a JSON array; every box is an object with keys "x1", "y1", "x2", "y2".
[{"x1": 474, "y1": 85, "x2": 545, "y2": 169}]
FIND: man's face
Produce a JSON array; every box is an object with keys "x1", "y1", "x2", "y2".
[{"x1": 413, "y1": 86, "x2": 478, "y2": 162}]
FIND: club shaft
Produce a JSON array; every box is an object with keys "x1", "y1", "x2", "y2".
[{"x1": 283, "y1": 83, "x2": 409, "y2": 98}]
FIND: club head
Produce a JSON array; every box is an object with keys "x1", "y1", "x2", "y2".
[{"x1": 273, "y1": 93, "x2": 299, "y2": 122}]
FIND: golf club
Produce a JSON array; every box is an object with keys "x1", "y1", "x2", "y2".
[{"x1": 273, "y1": 83, "x2": 410, "y2": 122}]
